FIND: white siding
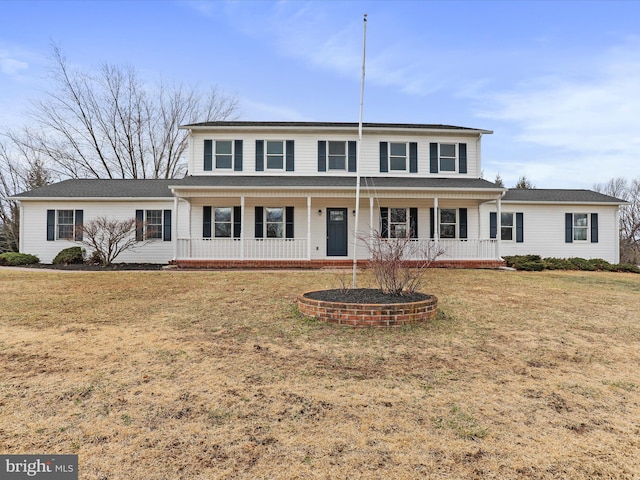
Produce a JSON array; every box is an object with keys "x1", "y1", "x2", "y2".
[
  {"x1": 188, "y1": 131, "x2": 482, "y2": 178},
  {"x1": 480, "y1": 203, "x2": 621, "y2": 263},
  {"x1": 21, "y1": 200, "x2": 175, "y2": 264}
]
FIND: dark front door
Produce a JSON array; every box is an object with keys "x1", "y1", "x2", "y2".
[{"x1": 327, "y1": 208, "x2": 348, "y2": 256}]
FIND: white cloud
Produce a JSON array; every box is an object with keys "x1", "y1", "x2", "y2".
[
  {"x1": 0, "y1": 51, "x2": 28, "y2": 75},
  {"x1": 239, "y1": 96, "x2": 310, "y2": 121},
  {"x1": 477, "y1": 38, "x2": 640, "y2": 187}
]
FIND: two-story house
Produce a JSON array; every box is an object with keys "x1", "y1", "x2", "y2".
[{"x1": 10, "y1": 121, "x2": 626, "y2": 266}]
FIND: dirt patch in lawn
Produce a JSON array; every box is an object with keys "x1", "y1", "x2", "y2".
[{"x1": 0, "y1": 269, "x2": 639, "y2": 479}]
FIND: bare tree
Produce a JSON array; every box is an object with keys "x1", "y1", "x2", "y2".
[
  {"x1": 593, "y1": 177, "x2": 640, "y2": 264},
  {"x1": 79, "y1": 216, "x2": 145, "y2": 266},
  {"x1": 0, "y1": 140, "x2": 53, "y2": 252},
  {"x1": 7, "y1": 45, "x2": 238, "y2": 180},
  {"x1": 359, "y1": 231, "x2": 446, "y2": 295}
]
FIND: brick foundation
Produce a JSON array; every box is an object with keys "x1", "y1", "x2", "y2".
[
  {"x1": 297, "y1": 291, "x2": 438, "y2": 328},
  {"x1": 170, "y1": 259, "x2": 505, "y2": 269}
]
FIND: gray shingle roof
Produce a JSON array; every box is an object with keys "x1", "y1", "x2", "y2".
[
  {"x1": 181, "y1": 121, "x2": 492, "y2": 134},
  {"x1": 12, "y1": 179, "x2": 176, "y2": 199},
  {"x1": 503, "y1": 189, "x2": 626, "y2": 204},
  {"x1": 172, "y1": 175, "x2": 502, "y2": 190}
]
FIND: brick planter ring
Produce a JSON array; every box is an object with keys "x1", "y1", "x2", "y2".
[{"x1": 297, "y1": 291, "x2": 438, "y2": 328}]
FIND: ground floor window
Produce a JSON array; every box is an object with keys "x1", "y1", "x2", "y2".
[
  {"x1": 573, "y1": 213, "x2": 588, "y2": 241},
  {"x1": 440, "y1": 209, "x2": 457, "y2": 239},
  {"x1": 215, "y1": 207, "x2": 232, "y2": 237},
  {"x1": 266, "y1": 207, "x2": 284, "y2": 238},
  {"x1": 57, "y1": 210, "x2": 75, "y2": 240},
  {"x1": 47, "y1": 209, "x2": 83, "y2": 241}
]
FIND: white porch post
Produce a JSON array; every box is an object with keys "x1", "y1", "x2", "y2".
[
  {"x1": 240, "y1": 195, "x2": 245, "y2": 260},
  {"x1": 187, "y1": 200, "x2": 192, "y2": 259},
  {"x1": 307, "y1": 196, "x2": 312, "y2": 260},
  {"x1": 496, "y1": 196, "x2": 502, "y2": 259},
  {"x1": 433, "y1": 196, "x2": 439, "y2": 242},
  {"x1": 369, "y1": 196, "x2": 374, "y2": 237},
  {"x1": 172, "y1": 195, "x2": 179, "y2": 261}
]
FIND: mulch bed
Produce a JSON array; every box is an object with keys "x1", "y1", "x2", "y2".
[
  {"x1": 17, "y1": 263, "x2": 165, "y2": 271},
  {"x1": 303, "y1": 288, "x2": 431, "y2": 304}
]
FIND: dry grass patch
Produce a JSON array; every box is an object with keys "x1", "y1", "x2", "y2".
[{"x1": 1, "y1": 269, "x2": 639, "y2": 479}]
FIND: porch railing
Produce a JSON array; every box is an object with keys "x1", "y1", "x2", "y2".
[
  {"x1": 177, "y1": 237, "x2": 498, "y2": 261},
  {"x1": 177, "y1": 238, "x2": 308, "y2": 260}
]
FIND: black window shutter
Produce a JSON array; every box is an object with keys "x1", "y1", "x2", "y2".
[
  {"x1": 74, "y1": 209, "x2": 84, "y2": 241},
  {"x1": 233, "y1": 206, "x2": 241, "y2": 238},
  {"x1": 516, "y1": 212, "x2": 524, "y2": 243},
  {"x1": 430, "y1": 143, "x2": 438, "y2": 173},
  {"x1": 255, "y1": 140, "x2": 264, "y2": 172},
  {"x1": 285, "y1": 140, "x2": 295, "y2": 171},
  {"x1": 203, "y1": 206, "x2": 212, "y2": 238},
  {"x1": 459, "y1": 143, "x2": 467, "y2": 174},
  {"x1": 163, "y1": 210, "x2": 172, "y2": 241},
  {"x1": 348, "y1": 141, "x2": 357, "y2": 172},
  {"x1": 47, "y1": 209, "x2": 55, "y2": 241},
  {"x1": 489, "y1": 212, "x2": 497, "y2": 239},
  {"x1": 380, "y1": 207, "x2": 389, "y2": 238},
  {"x1": 204, "y1": 140, "x2": 213, "y2": 171},
  {"x1": 136, "y1": 210, "x2": 144, "y2": 241},
  {"x1": 410, "y1": 207, "x2": 418, "y2": 238},
  {"x1": 591, "y1": 213, "x2": 599, "y2": 243},
  {"x1": 430, "y1": 208, "x2": 435, "y2": 239},
  {"x1": 234, "y1": 140, "x2": 243, "y2": 171},
  {"x1": 255, "y1": 206, "x2": 264, "y2": 238},
  {"x1": 285, "y1": 206, "x2": 294, "y2": 238},
  {"x1": 459, "y1": 208, "x2": 468, "y2": 239},
  {"x1": 318, "y1": 141, "x2": 327, "y2": 172},
  {"x1": 409, "y1": 142, "x2": 418, "y2": 173},
  {"x1": 379, "y1": 142, "x2": 388, "y2": 173},
  {"x1": 565, "y1": 213, "x2": 573, "y2": 243}
]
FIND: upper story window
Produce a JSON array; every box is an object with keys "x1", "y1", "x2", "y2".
[
  {"x1": 204, "y1": 140, "x2": 243, "y2": 171},
  {"x1": 318, "y1": 141, "x2": 356, "y2": 172},
  {"x1": 266, "y1": 141, "x2": 284, "y2": 170},
  {"x1": 429, "y1": 142, "x2": 467, "y2": 174},
  {"x1": 439, "y1": 144, "x2": 457, "y2": 172},
  {"x1": 379, "y1": 142, "x2": 417, "y2": 173},
  {"x1": 389, "y1": 143, "x2": 407, "y2": 171},
  {"x1": 256, "y1": 140, "x2": 294, "y2": 172}
]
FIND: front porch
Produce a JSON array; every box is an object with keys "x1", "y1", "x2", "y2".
[{"x1": 172, "y1": 237, "x2": 505, "y2": 269}]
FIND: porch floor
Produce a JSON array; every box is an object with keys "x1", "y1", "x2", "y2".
[{"x1": 169, "y1": 259, "x2": 506, "y2": 269}]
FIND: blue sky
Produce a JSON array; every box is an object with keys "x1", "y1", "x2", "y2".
[{"x1": 1, "y1": 0, "x2": 639, "y2": 188}]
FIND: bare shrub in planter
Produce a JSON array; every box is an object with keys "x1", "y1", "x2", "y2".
[
  {"x1": 79, "y1": 216, "x2": 145, "y2": 266},
  {"x1": 358, "y1": 231, "x2": 446, "y2": 295}
]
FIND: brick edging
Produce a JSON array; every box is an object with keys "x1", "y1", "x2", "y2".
[
  {"x1": 297, "y1": 290, "x2": 438, "y2": 328},
  {"x1": 171, "y1": 259, "x2": 505, "y2": 269}
]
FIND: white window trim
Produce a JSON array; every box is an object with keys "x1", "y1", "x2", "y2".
[
  {"x1": 389, "y1": 207, "x2": 409, "y2": 239},
  {"x1": 573, "y1": 213, "x2": 589, "y2": 242},
  {"x1": 56, "y1": 209, "x2": 75, "y2": 240},
  {"x1": 439, "y1": 143, "x2": 458, "y2": 173},
  {"x1": 265, "y1": 206, "x2": 285, "y2": 238},
  {"x1": 439, "y1": 208, "x2": 457, "y2": 239},
  {"x1": 388, "y1": 142, "x2": 409, "y2": 172},
  {"x1": 214, "y1": 140, "x2": 235, "y2": 170},
  {"x1": 501, "y1": 212, "x2": 515, "y2": 242},
  {"x1": 327, "y1": 140, "x2": 347, "y2": 171},
  {"x1": 265, "y1": 140, "x2": 286, "y2": 171},
  {"x1": 144, "y1": 209, "x2": 163, "y2": 240}
]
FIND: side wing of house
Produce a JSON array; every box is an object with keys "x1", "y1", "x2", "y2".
[{"x1": 480, "y1": 191, "x2": 624, "y2": 263}]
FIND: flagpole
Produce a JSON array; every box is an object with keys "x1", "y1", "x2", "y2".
[{"x1": 352, "y1": 13, "x2": 367, "y2": 288}]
